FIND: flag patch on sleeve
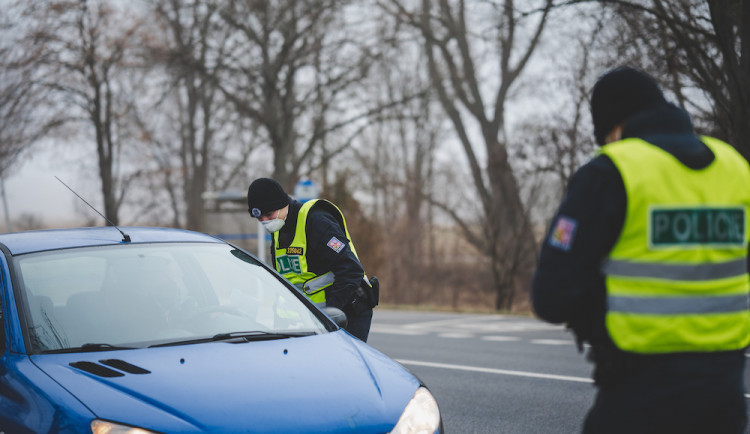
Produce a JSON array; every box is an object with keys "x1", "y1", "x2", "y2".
[
  {"x1": 327, "y1": 237, "x2": 345, "y2": 253},
  {"x1": 548, "y1": 215, "x2": 577, "y2": 251}
]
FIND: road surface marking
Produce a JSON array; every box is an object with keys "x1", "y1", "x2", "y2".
[
  {"x1": 397, "y1": 359, "x2": 750, "y2": 399},
  {"x1": 396, "y1": 359, "x2": 593, "y2": 384},
  {"x1": 399, "y1": 316, "x2": 506, "y2": 329},
  {"x1": 437, "y1": 333, "x2": 474, "y2": 339},
  {"x1": 372, "y1": 318, "x2": 564, "y2": 337},
  {"x1": 396, "y1": 316, "x2": 561, "y2": 333},
  {"x1": 369, "y1": 325, "x2": 427, "y2": 335},
  {"x1": 531, "y1": 339, "x2": 572, "y2": 345},
  {"x1": 481, "y1": 336, "x2": 521, "y2": 342}
]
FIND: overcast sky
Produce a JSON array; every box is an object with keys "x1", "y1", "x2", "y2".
[{"x1": 2, "y1": 145, "x2": 88, "y2": 230}]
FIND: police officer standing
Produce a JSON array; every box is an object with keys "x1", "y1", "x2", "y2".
[
  {"x1": 532, "y1": 67, "x2": 750, "y2": 433},
  {"x1": 246, "y1": 177, "x2": 376, "y2": 342}
]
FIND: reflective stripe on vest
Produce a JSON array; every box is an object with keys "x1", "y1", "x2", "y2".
[
  {"x1": 599, "y1": 136, "x2": 750, "y2": 354},
  {"x1": 273, "y1": 199, "x2": 361, "y2": 304},
  {"x1": 608, "y1": 293, "x2": 749, "y2": 315},
  {"x1": 602, "y1": 257, "x2": 746, "y2": 281},
  {"x1": 300, "y1": 272, "x2": 335, "y2": 295}
]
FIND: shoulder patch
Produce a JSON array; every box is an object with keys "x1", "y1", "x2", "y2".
[
  {"x1": 326, "y1": 236, "x2": 345, "y2": 253},
  {"x1": 548, "y1": 215, "x2": 577, "y2": 251}
]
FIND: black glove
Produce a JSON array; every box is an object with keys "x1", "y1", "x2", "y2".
[
  {"x1": 359, "y1": 276, "x2": 379, "y2": 308},
  {"x1": 349, "y1": 286, "x2": 370, "y2": 315}
]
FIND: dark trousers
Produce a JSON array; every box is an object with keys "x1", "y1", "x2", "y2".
[
  {"x1": 583, "y1": 352, "x2": 747, "y2": 434},
  {"x1": 342, "y1": 306, "x2": 373, "y2": 342}
]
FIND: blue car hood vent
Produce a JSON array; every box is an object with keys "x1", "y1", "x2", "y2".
[{"x1": 70, "y1": 360, "x2": 151, "y2": 378}]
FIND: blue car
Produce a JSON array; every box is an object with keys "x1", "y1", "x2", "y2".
[{"x1": 0, "y1": 226, "x2": 442, "y2": 433}]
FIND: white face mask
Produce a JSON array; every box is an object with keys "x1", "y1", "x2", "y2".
[{"x1": 261, "y1": 210, "x2": 286, "y2": 234}]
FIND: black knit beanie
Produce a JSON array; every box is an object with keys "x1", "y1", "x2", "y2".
[
  {"x1": 590, "y1": 66, "x2": 668, "y2": 146},
  {"x1": 247, "y1": 178, "x2": 290, "y2": 217}
]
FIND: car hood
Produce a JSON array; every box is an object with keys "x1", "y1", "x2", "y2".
[{"x1": 31, "y1": 331, "x2": 419, "y2": 433}]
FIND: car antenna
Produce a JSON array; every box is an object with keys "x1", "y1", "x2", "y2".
[{"x1": 54, "y1": 176, "x2": 131, "y2": 242}]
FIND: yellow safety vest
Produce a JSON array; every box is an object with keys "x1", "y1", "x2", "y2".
[
  {"x1": 272, "y1": 199, "x2": 362, "y2": 304},
  {"x1": 598, "y1": 136, "x2": 750, "y2": 354}
]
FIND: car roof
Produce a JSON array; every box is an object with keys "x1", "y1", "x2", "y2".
[{"x1": 0, "y1": 226, "x2": 223, "y2": 256}]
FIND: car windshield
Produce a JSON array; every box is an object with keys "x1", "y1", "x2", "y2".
[{"x1": 14, "y1": 243, "x2": 330, "y2": 353}]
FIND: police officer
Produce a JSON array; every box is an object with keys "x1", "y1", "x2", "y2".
[
  {"x1": 247, "y1": 177, "x2": 375, "y2": 342},
  {"x1": 532, "y1": 67, "x2": 750, "y2": 433}
]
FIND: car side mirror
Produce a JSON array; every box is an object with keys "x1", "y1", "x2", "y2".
[{"x1": 322, "y1": 307, "x2": 347, "y2": 329}]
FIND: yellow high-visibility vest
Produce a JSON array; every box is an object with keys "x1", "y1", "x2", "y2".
[
  {"x1": 598, "y1": 136, "x2": 750, "y2": 354},
  {"x1": 272, "y1": 199, "x2": 362, "y2": 304}
]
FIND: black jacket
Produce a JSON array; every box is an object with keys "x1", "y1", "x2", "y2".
[
  {"x1": 271, "y1": 198, "x2": 364, "y2": 310},
  {"x1": 531, "y1": 104, "x2": 747, "y2": 384}
]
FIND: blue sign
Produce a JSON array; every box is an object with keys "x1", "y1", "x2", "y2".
[{"x1": 294, "y1": 178, "x2": 319, "y2": 203}]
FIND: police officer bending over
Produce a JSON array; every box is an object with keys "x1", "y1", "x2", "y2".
[
  {"x1": 532, "y1": 67, "x2": 750, "y2": 433},
  {"x1": 247, "y1": 178, "x2": 377, "y2": 342}
]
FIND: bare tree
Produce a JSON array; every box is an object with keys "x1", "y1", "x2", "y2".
[
  {"x1": 21, "y1": 0, "x2": 145, "y2": 225},
  {"x1": 211, "y1": 0, "x2": 379, "y2": 191},
  {"x1": 142, "y1": 0, "x2": 253, "y2": 231},
  {"x1": 0, "y1": 7, "x2": 56, "y2": 179},
  {"x1": 354, "y1": 27, "x2": 445, "y2": 305},
  {"x1": 513, "y1": 11, "x2": 606, "y2": 193},
  {"x1": 383, "y1": 0, "x2": 554, "y2": 310},
  {"x1": 582, "y1": 0, "x2": 750, "y2": 160},
  {"x1": 0, "y1": 21, "x2": 55, "y2": 231}
]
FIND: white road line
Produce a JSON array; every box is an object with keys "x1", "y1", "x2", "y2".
[
  {"x1": 437, "y1": 333, "x2": 474, "y2": 339},
  {"x1": 397, "y1": 316, "x2": 561, "y2": 333},
  {"x1": 481, "y1": 336, "x2": 521, "y2": 342},
  {"x1": 396, "y1": 359, "x2": 593, "y2": 384},
  {"x1": 369, "y1": 325, "x2": 427, "y2": 335},
  {"x1": 397, "y1": 359, "x2": 750, "y2": 400},
  {"x1": 399, "y1": 316, "x2": 503, "y2": 329},
  {"x1": 531, "y1": 339, "x2": 572, "y2": 345}
]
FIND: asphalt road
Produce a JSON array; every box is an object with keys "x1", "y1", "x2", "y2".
[{"x1": 366, "y1": 309, "x2": 750, "y2": 434}]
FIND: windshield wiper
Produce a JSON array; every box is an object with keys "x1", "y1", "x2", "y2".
[
  {"x1": 212, "y1": 331, "x2": 316, "y2": 341},
  {"x1": 149, "y1": 330, "x2": 316, "y2": 348},
  {"x1": 43, "y1": 343, "x2": 138, "y2": 354}
]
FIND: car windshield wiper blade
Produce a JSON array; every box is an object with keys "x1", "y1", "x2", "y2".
[
  {"x1": 43, "y1": 343, "x2": 138, "y2": 354},
  {"x1": 149, "y1": 330, "x2": 316, "y2": 348},
  {"x1": 211, "y1": 331, "x2": 316, "y2": 341}
]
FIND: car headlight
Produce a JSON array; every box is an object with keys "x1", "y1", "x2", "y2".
[
  {"x1": 91, "y1": 420, "x2": 160, "y2": 434},
  {"x1": 390, "y1": 387, "x2": 441, "y2": 434}
]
